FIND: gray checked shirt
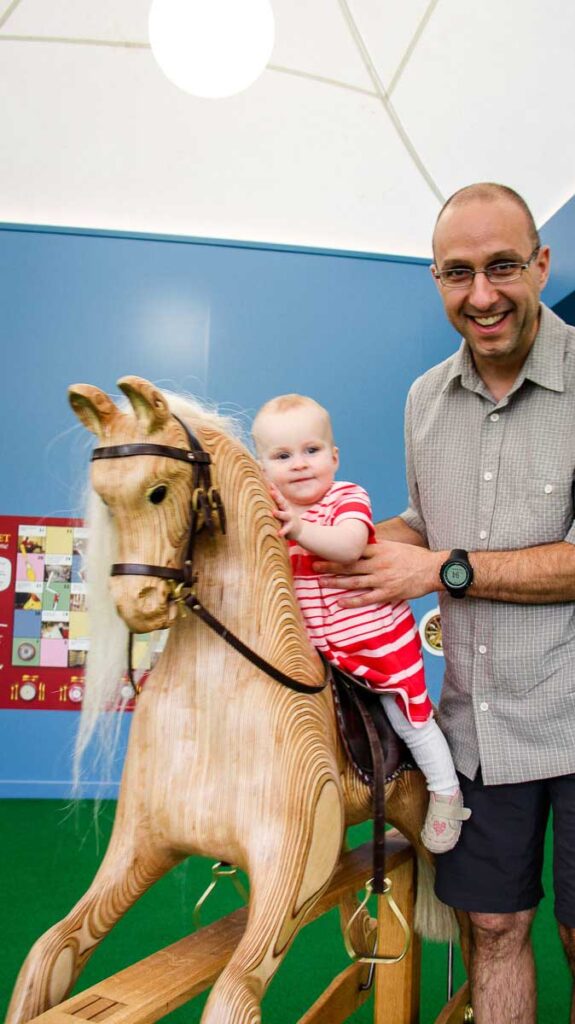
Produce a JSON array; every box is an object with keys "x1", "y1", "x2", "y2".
[{"x1": 400, "y1": 304, "x2": 575, "y2": 785}]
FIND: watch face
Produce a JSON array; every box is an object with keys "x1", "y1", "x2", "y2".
[{"x1": 444, "y1": 562, "x2": 469, "y2": 588}]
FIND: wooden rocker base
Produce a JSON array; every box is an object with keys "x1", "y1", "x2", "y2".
[
  {"x1": 24, "y1": 833, "x2": 462, "y2": 1024},
  {"x1": 433, "y1": 982, "x2": 472, "y2": 1024}
]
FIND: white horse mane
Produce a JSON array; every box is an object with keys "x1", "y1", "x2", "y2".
[{"x1": 73, "y1": 391, "x2": 245, "y2": 792}]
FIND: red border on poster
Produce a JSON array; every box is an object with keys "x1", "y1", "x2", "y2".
[{"x1": 0, "y1": 515, "x2": 89, "y2": 710}]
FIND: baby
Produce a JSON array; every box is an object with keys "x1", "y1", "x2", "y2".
[{"x1": 252, "y1": 393, "x2": 470, "y2": 853}]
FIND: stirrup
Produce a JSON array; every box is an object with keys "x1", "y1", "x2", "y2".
[
  {"x1": 192, "y1": 861, "x2": 249, "y2": 929},
  {"x1": 343, "y1": 876, "x2": 411, "y2": 965}
]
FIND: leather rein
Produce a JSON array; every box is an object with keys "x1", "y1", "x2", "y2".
[{"x1": 91, "y1": 415, "x2": 327, "y2": 697}]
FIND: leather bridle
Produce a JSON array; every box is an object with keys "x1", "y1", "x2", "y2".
[{"x1": 91, "y1": 415, "x2": 327, "y2": 696}]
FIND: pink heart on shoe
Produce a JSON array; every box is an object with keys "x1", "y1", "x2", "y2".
[{"x1": 432, "y1": 821, "x2": 447, "y2": 835}]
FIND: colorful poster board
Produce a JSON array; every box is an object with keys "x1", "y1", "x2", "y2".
[
  {"x1": 0, "y1": 515, "x2": 163, "y2": 711},
  {"x1": 0, "y1": 516, "x2": 86, "y2": 709}
]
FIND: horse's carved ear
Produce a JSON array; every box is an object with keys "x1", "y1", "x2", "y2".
[
  {"x1": 117, "y1": 376, "x2": 171, "y2": 433},
  {"x1": 68, "y1": 384, "x2": 122, "y2": 437}
]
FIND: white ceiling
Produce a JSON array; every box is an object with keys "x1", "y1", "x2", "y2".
[{"x1": 1, "y1": 0, "x2": 574, "y2": 257}]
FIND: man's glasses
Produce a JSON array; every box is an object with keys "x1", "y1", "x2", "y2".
[{"x1": 434, "y1": 246, "x2": 541, "y2": 290}]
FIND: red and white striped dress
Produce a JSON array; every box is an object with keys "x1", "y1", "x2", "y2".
[{"x1": 289, "y1": 481, "x2": 432, "y2": 726}]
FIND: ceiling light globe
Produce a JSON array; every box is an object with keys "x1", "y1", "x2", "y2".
[{"x1": 149, "y1": 0, "x2": 275, "y2": 99}]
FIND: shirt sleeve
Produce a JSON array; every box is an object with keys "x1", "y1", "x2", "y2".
[
  {"x1": 330, "y1": 484, "x2": 375, "y2": 541},
  {"x1": 398, "y1": 386, "x2": 429, "y2": 543},
  {"x1": 565, "y1": 479, "x2": 575, "y2": 545}
]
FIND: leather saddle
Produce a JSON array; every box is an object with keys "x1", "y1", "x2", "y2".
[{"x1": 329, "y1": 661, "x2": 414, "y2": 785}]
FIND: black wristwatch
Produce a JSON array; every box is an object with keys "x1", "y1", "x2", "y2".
[{"x1": 439, "y1": 549, "x2": 474, "y2": 598}]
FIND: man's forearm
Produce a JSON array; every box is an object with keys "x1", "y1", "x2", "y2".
[
  {"x1": 375, "y1": 516, "x2": 427, "y2": 547},
  {"x1": 320, "y1": 528, "x2": 575, "y2": 609},
  {"x1": 468, "y1": 541, "x2": 575, "y2": 603}
]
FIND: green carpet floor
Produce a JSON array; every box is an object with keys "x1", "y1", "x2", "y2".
[{"x1": 1, "y1": 800, "x2": 571, "y2": 1022}]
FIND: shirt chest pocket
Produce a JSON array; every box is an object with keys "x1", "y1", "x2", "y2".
[{"x1": 526, "y1": 476, "x2": 574, "y2": 542}]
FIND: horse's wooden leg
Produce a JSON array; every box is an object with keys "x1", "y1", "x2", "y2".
[
  {"x1": 201, "y1": 777, "x2": 344, "y2": 1024},
  {"x1": 6, "y1": 825, "x2": 177, "y2": 1024}
]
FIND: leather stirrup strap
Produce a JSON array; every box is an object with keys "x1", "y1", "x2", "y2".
[{"x1": 346, "y1": 684, "x2": 387, "y2": 894}]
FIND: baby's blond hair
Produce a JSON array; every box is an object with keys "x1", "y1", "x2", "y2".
[{"x1": 252, "y1": 394, "x2": 334, "y2": 455}]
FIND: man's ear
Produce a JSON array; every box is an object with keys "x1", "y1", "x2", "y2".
[
  {"x1": 536, "y1": 245, "x2": 551, "y2": 291},
  {"x1": 430, "y1": 264, "x2": 442, "y2": 295}
]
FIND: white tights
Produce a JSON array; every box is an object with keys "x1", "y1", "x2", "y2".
[{"x1": 380, "y1": 694, "x2": 459, "y2": 795}]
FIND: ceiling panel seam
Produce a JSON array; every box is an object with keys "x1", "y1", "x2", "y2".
[
  {"x1": 268, "y1": 64, "x2": 376, "y2": 97},
  {"x1": 338, "y1": 0, "x2": 444, "y2": 205},
  {"x1": 0, "y1": 34, "x2": 148, "y2": 48},
  {"x1": 387, "y1": 0, "x2": 440, "y2": 97},
  {"x1": 0, "y1": 0, "x2": 24, "y2": 30}
]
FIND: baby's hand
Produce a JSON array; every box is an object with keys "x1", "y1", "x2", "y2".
[{"x1": 268, "y1": 484, "x2": 302, "y2": 540}]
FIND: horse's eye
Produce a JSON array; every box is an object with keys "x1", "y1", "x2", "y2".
[{"x1": 149, "y1": 485, "x2": 168, "y2": 505}]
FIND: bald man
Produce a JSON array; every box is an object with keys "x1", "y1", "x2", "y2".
[{"x1": 317, "y1": 183, "x2": 575, "y2": 1023}]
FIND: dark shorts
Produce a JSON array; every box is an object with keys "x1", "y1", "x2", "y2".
[{"x1": 434, "y1": 768, "x2": 575, "y2": 926}]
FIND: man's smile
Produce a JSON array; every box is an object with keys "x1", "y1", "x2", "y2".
[{"x1": 465, "y1": 310, "x2": 511, "y2": 334}]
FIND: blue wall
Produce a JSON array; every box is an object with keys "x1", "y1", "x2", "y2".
[
  {"x1": 0, "y1": 209, "x2": 571, "y2": 798},
  {"x1": 537, "y1": 195, "x2": 575, "y2": 308}
]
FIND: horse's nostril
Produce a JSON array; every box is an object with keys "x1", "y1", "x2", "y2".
[{"x1": 138, "y1": 586, "x2": 164, "y2": 611}]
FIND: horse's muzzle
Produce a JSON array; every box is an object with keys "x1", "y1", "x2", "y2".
[{"x1": 109, "y1": 576, "x2": 179, "y2": 633}]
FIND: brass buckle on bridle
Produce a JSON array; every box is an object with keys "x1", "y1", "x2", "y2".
[
  {"x1": 192, "y1": 485, "x2": 213, "y2": 533},
  {"x1": 168, "y1": 573, "x2": 197, "y2": 617},
  {"x1": 207, "y1": 486, "x2": 226, "y2": 534}
]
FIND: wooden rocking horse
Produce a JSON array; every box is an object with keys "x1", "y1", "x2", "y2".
[{"x1": 7, "y1": 376, "x2": 458, "y2": 1024}]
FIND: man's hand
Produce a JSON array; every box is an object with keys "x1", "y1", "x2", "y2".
[{"x1": 314, "y1": 539, "x2": 445, "y2": 607}]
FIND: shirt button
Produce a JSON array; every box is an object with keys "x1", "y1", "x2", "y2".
[
  {"x1": 479, "y1": 530, "x2": 487, "y2": 540},
  {"x1": 483, "y1": 471, "x2": 493, "y2": 481},
  {"x1": 490, "y1": 413, "x2": 499, "y2": 422},
  {"x1": 478, "y1": 644, "x2": 487, "y2": 654},
  {"x1": 544, "y1": 484, "x2": 553, "y2": 494},
  {"x1": 480, "y1": 701, "x2": 489, "y2": 711}
]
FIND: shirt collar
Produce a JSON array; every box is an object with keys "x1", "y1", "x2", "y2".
[
  {"x1": 442, "y1": 341, "x2": 481, "y2": 394},
  {"x1": 521, "y1": 304, "x2": 565, "y2": 393},
  {"x1": 442, "y1": 304, "x2": 566, "y2": 396}
]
